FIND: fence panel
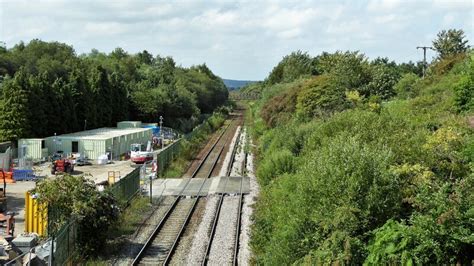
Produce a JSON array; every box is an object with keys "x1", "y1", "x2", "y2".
[
  {"x1": 110, "y1": 167, "x2": 140, "y2": 204},
  {"x1": 156, "y1": 139, "x2": 182, "y2": 176},
  {"x1": 53, "y1": 218, "x2": 78, "y2": 266}
]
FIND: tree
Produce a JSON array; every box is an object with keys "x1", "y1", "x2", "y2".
[
  {"x1": 0, "y1": 40, "x2": 229, "y2": 138},
  {"x1": 0, "y1": 70, "x2": 31, "y2": 140},
  {"x1": 34, "y1": 174, "x2": 119, "y2": 257},
  {"x1": 316, "y1": 51, "x2": 372, "y2": 92},
  {"x1": 137, "y1": 50, "x2": 154, "y2": 65},
  {"x1": 266, "y1": 51, "x2": 317, "y2": 85},
  {"x1": 27, "y1": 74, "x2": 49, "y2": 136},
  {"x1": 394, "y1": 73, "x2": 420, "y2": 99},
  {"x1": 398, "y1": 61, "x2": 424, "y2": 76},
  {"x1": 433, "y1": 29, "x2": 469, "y2": 60},
  {"x1": 362, "y1": 64, "x2": 400, "y2": 100},
  {"x1": 296, "y1": 75, "x2": 348, "y2": 118}
]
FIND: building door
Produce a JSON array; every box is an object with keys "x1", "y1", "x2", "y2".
[{"x1": 72, "y1": 141, "x2": 79, "y2": 153}]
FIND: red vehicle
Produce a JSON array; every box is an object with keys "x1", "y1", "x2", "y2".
[
  {"x1": 130, "y1": 143, "x2": 154, "y2": 164},
  {"x1": 51, "y1": 159, "x2": 74, "y2": 174},
  {"x1": 0, "y1": 169, "x2": 15, "y2": 239}
]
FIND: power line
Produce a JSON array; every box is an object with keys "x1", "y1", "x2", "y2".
[{"x1": 417, "y1": 46, "x2": 434, "y2": 77}]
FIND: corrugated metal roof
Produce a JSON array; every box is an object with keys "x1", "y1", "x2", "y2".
[{"x1": 49, "y1": 127, "x2": 151, "y2": 140}]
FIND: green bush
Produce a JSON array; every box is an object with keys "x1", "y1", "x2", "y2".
[
  {"x1": 34, "y1": 175, "x2": 119, "y2": 257},
  {"x1": 256, "y1": 149, "x2": 295, "y2": 186},
  {"x1": 454, "y1": 75, "x2": 473, "y2": 113},
  {"x1": 296, "y1": 75, "x2": 348, "y2": 119},
  {"x1": 395, "y1": 73, "x2": 420, "y2": 99},
  {"x1": 252, "y1": 134, "x2": 402, "y2": 264},
  {"x1": 249, "y1": 47, "x2": 473, "y2": 264},
  {"x1": 365, "y1": 172, "x2": 474, "y2": 265}
]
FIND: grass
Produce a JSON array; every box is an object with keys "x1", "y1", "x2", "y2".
[
  {"x1": 85, "y1": 195, "x2": 151, "y2": 264},
  {"x1": 160, "y1": 118, "x2": 228, "y2": 179},
  {"x1": 162, "y1": 156, "x2": 188, "y2": 178},
  {"x1": 110, "y1": 196, "x2": 151, "y2": 237}
]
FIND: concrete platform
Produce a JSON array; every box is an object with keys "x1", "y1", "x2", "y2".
[{"x1": 150, "y1": 176, "x2": 249, "y2": 197}]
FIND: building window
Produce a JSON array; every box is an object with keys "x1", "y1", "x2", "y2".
[{"x1": 41, "y1": 140, "x2": 46, "y2": 149}]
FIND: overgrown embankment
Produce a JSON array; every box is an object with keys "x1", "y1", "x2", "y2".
[
  {"x1": 162, "y1": 107, "x2": 230, "y2": 178},
  {"x1": 246, "y1": 49, "x2": 473, "y2": 264}
]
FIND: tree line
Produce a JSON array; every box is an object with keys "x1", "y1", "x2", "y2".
[
  {"x1": 246, "y1": 29, "x2": 473, "y2": 264},
  {"x1": 0, "y1": 40, "x2": 228, "y2": 141}
]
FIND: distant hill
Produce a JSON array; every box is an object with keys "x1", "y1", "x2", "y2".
[{"x1": 222, "y1": 79, "x2": 258, "y2": 90}]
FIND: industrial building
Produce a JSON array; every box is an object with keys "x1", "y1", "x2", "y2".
[
  {"x1": 17, "y1": 139, "x2": 48, "y2": 160},
  {"x1": 18, "y1": 122, "x2": 153, "y2": 161}
]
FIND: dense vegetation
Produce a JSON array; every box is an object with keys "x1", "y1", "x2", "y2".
[
  {"x1": 34, "y1": 174, "x2": 118, "y2": 256},
  {"x1": 0, "y1": 40, "x2": 228, "y2": 141},
  {"x1": 246, "y1": 29, "x2": 473, "y2": 264},
  {"x1": 162, "y1": 109, "x2": 228, "y2": 178}
]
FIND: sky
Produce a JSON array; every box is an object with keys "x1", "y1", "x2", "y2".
[{"x1": 0, "y1": 0, "x2": 472, "y2": 80}]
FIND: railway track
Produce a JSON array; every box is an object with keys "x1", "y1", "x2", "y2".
[
  {"x1": 202, "y1": 129, "x2": 247, "y2": 265},
  {"x1": 132, "y1": 117, "x2": 240, "y2": 266}
]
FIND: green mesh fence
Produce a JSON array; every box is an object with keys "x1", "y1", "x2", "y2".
[
  {"x1": 156, "y1": 139, "x2": 182, "y2": 176},
  {"x1": 52, "y1": 218, "x2": 78, "y2": 266},
  {"x1": 109, "y1": 167, "x2": 140, "y2": 205}
]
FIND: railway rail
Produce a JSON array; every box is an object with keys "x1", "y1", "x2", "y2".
[
  {"x1": 202, "y1": 128, "x2": 247, "y2": 265},
  {"x1": 132, "y1": 117, "x2": 240, "y2": 265}
]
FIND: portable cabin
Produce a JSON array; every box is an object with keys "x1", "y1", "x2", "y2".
[
  {"x1": 17, "y1": 139, "x2": 48, "y2": 161},
  {"x1": 44, "y1": 127, "x2": 152, "y2": 160}
]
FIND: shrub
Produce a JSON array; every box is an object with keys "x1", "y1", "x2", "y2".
[
  {"x1": 256, "y1": 149, "x2": 295, "y2": 186},
  {"x1": 260, "y1": 83, "x2": 301, "y2": 128},
  {"x1": 296, "y1": 75, "x2": 348, "y2": 119},
  {"x1": 395, "y1": 73, "x2": 420, "y2": 99},
  {"x1": 252, "y1": 134, "x2": 402, "y2": 264},
  {"x1": 454, "y1": 75, "x2": 473, "y2": 113},
  {"x1": 34, "y1": 175, "x2": 119, "y2": 257}
]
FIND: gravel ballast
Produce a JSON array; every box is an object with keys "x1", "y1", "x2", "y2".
[
  {"x1": 230, "y1": 129, "x2": 247, "y2": 176},
  {"x1": 169, "y1": 197, "x2": 208, "y2": 265},
  {"x1": 218, "y1": 126, "x2": 241, "y2": 177},
  {"x1": 207, "y1": 196, "x2": 240, "y2": 265},
  {"x1": 238, "y1": 133, "x2": 259, "y2": 265},
  {"x1": 186, "y1": 195, "x2": 219, "y2": 264},
  {"x1": 113, "y1": 196, "x2": 177, "y2": 266}
]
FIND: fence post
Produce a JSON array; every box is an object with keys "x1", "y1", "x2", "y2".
[
  {"x1": 67, "y1": 222, "x2": 70, "y2": 263},
  {"x1": 149, "y1": 170, "x2": 153, "y2": 204},
  {"x1": 49, "y1": 235, "x2": 54, "y2": 265}
]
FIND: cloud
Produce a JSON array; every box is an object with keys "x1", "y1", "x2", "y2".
[
  {"x1": 367, "y1": 0, "x2": 404, "y2": 12},
  {"x1": 0, "y1": 0, "x2": 472, "y2": 80},
  {"x1": 432, "y1": 0, "x2": 473, "y2": 10}
]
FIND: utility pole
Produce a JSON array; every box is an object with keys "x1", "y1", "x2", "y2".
[
  {"x1": 149, "y1": 162, "x2": 153, "y2": 204},
  {"x1": 417, "y1": 46, "x2": 434, "y2": 77},
  {"x1": 159, "y1": 116, "x2": 164, "y2": 150}
]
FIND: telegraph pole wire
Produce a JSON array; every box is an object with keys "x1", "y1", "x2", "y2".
[{"x1": 417, "y1": 46, "x2": 434, "y2": 77}]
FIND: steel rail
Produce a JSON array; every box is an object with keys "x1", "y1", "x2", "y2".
[
  {"x1": 201, "y1": 127, "x2": 242, "y2": 265},
  {"x1": 132, "y1": 119, "x2": 237, "y2": 265},
  {"x1": 233, "y1": 150, "x2": 247, "y2": 266},
  {"x1": 163, "y1": 137, "x2": 228, "y2": 265},
  {"x1": 132, "y1": 120, "x2": 234, "y2": 265}
]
